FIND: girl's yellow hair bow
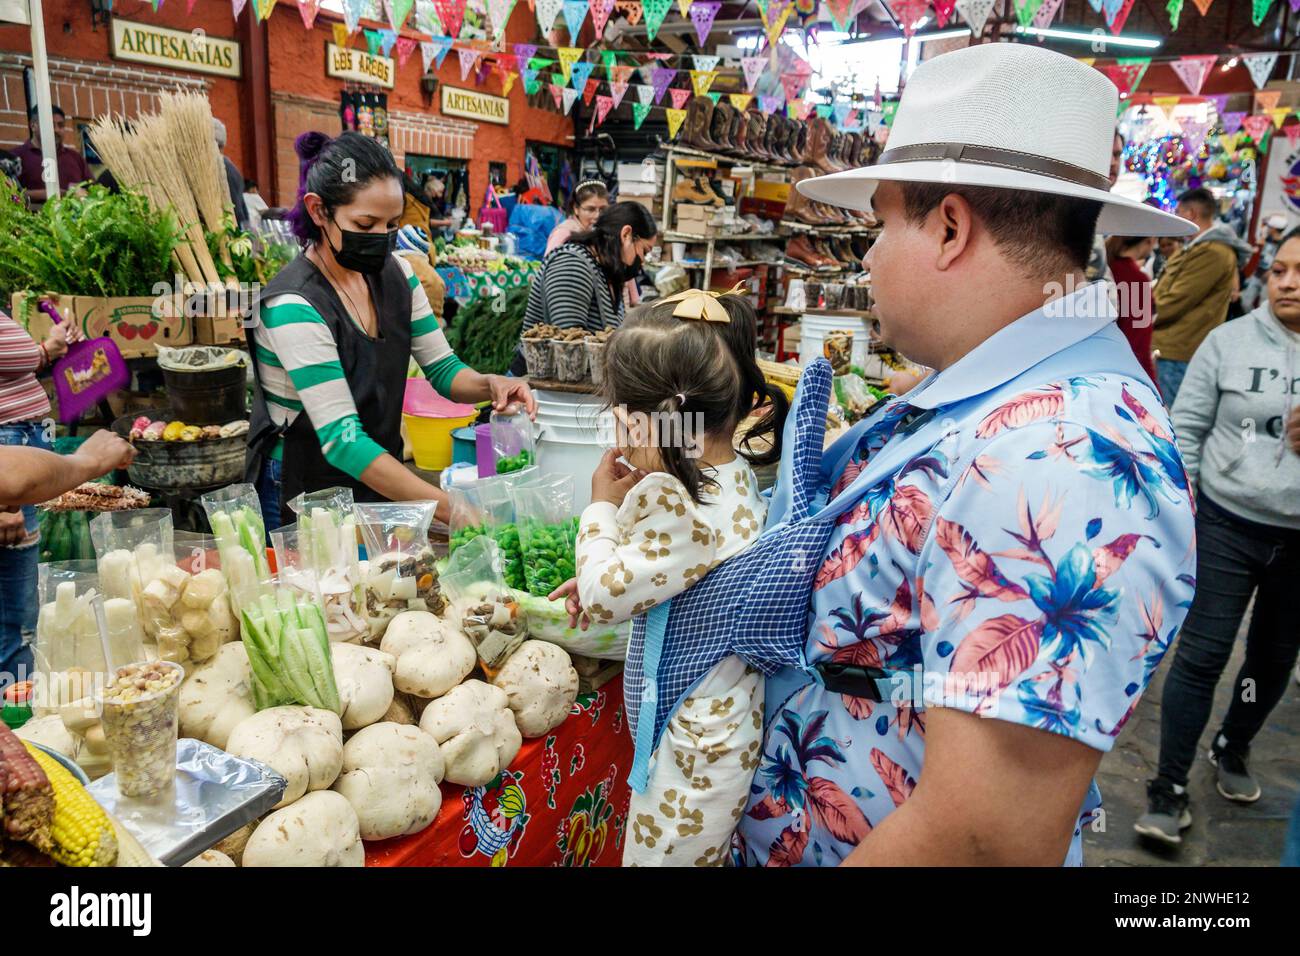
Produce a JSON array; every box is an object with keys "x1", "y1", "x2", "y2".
[{"x1": 656, "y1": 282, "x2": 748, "y2": 323}]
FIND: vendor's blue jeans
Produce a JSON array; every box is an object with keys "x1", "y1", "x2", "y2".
[
  {"x1": 256, "y1": 456, "x2": 283, "y2": 539},
  {"x1": 0, "y1": 422, "x2": 51, "y2": 686}
]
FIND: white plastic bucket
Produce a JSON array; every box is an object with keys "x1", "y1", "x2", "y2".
[
  {"x1": 533, "y1": 389, "x2": 615, "y2": 511},
  {"x1": 798, "y1": 313, "x2": 871, "y2": 368}
]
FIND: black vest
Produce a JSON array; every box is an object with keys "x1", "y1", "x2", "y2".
[{"x1": 246, "y1": 252, "x2": 413, "y2": 526}]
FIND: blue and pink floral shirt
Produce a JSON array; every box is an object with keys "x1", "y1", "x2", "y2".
[{"x1": 733, "y1": 284, "x2": 1197, "y2": 866}]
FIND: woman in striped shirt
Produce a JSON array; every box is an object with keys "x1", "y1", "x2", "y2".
[
  {"x1": 0, "y1": 308, "x2": 79, "y2": 678},
  {"x1": 246, "y1": 132, "x2": 534, "y2": 528}
]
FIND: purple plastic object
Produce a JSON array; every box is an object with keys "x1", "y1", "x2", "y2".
[
  {"x1": 41, "y1": 300, "x2": 131, "y2": 425},
  {"x1": 475, "y1": 423, "x2": 494, "y2": 478}
]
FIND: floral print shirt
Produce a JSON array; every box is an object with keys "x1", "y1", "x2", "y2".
[{"x1": 733, "y1": 293, "x2": 1197, "y2": 866}]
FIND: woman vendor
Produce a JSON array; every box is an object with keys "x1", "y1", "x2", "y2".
[
  {"x1": 510, "y1": 201, "x2": 658, "y2": 375},
  {"x1": 247, "y1": 131, "x2": 534, "y2": 529},
  {"x1": 546, "y1": 181, "x2": 640, "y2": 307}
]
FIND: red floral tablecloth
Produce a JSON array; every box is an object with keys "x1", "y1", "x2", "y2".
[{"x1": 365, "y1": 678, "x2": 632, "y2": 867}]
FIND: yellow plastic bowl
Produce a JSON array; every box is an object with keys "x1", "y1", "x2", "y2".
[{"x1": 403, "y1": 410, "x2": 477, "y2": 471}]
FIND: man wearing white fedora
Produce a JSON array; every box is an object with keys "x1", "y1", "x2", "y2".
[{"x1": 732, "y1": 42, "x2": 1200, "y2": 865}]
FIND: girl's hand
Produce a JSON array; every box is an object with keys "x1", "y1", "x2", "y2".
[
  {"x1": 547, "y1": 577, "x2": 589, "y2": 631},
  {"x1": 591, "y1": 448, "x2": 644, "y2": 508},
  {"x1": 486, "y1": 375, "x2": 537, "y2": 420}
]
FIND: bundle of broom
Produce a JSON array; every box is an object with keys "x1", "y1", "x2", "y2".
[{"x1": 159, "y1": 91, "x2": 236, "y2": 276}]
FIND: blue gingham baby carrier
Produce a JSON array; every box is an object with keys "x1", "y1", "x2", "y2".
[{"x1": 624, "y1": 324, "x2": 1158, "y2": 793}]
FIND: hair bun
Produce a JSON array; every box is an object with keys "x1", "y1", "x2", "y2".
[{"x1": 294, "y1": 131, "x2": 332, "y2": 163}]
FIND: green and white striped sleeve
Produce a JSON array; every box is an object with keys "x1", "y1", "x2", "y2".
[
  {"x1": 397, "y1": 255, "x2": 469, "y2": 395},
  {"x1": 254, "y1": 293, "x2": 386, "y2": 480}
]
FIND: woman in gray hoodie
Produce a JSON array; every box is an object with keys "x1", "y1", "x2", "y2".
[{"x1": 1136, "y1": 230, "x2": 1300, "y2": 847}]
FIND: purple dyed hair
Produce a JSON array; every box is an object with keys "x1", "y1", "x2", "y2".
[{"x1": 287, "y1": 130, "x2": 401, "y2": 246}]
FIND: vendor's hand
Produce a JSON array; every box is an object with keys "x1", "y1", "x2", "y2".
[
  {"x1": 0, "y1": 509, "x2": 27, "y2": 546},
  {"x1": 548, "y1": 577, "x2": 589, "y2": 631},
  {"x1": 43, "y1": 323, "x2": 73, "y2": 361},
  {"x1": 486, "y1": 375, "x2": 537, "y2": 420},
  {"x1": 1288, "y1": 406, "x2": 1300, "y2": 456},
  {"x1": 591, "y1": 448, "x2": 644, "y2": 509},
  {"x1": 71, "y1": 429, "x2": 136, "y2": 477}
]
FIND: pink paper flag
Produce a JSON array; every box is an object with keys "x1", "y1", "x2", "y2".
[
  {"x1": 549, "y1": 83, "x2": 565, "y2": 108},
  {"x1": 669, "y1": 87, "x2": 692, "y2": 110},
  {"x1": 396, "y1": 36, "x2": 418, "y2": 64},
  {"x1": 1285, "y1": 123, "x2": 1300, "y2": 148},
  {"x1": 1241, "y1": 113, "x2": 1273, "y2": 142},
  {"x1": 232, "y1": 0, "x2": 249, "y2": 19},
  {"x1": 298, "y1": 0, "x2": 322, "y2": 27},
  {"x1": 741, "y1": 55, "x2": 767, "y2": 92},
  {"x1": 458, "y1": 48, "x2": 481, "y2": 81},
  {"x1": 780, "y1": 72, "x2": 805, "y2": 102},
  {"x1": 689, "y1": 0, "x2": 721, "y2": 45},
  {"x1": 596, "y1": 93, "x2": 615, "y2": 124},
  {"x1": 610, "y1": 80, "x2": 629, "y2": 108},
  {"x1": 1170, "y1": 54, "x2": 1216, "y2": 96},
  {"x1": 590, "y1": 0, "x2": 616, "y2": 36},
  {"x1": 434, "y1": 0, "x2": 466, "y2": 37},
  {"x1": 1032, "y1": 0, "x2": 1063, "y2": 26}
]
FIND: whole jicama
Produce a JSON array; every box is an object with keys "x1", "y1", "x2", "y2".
[{"x1": 332, "y1": 723, "x2": 444, "y2": 840}]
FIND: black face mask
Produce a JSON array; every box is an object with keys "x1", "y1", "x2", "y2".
[
  {"x1": 327, "y1": 220, "x2": 396, "y2": 275},
  {"x1": 618, "y1": 254, "x2": 643, "y2": 284}
]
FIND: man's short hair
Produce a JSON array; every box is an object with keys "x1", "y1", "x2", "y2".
[
  {"x1": 899, "y1": 182, "x2": 1103, "y2": 276},
  {"x1": 28, "y1": 105, "x2": 65, "y2": 120},
  {"x1": 1176, "y1": 187, "x2": 1216, "y2": 221}
]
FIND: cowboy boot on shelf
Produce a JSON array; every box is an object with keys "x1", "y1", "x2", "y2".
[
  {"x1": 733, "y1": 110, "x2": 751, "y2": 158},
  {"x1": 672, "y1": 175, "x2": 721, "y2": 206},
  {"x1": 802, "y1": 117, "x2": 827, "y2": 173},
  {"x1": 684, "y1": 96, "x2": 716, "y2": 150},
  {"x1": 786, "y1": 234, "x2": 834, "y2": 269},
  {"x1": 748, "y1": 112, "x2": 772, "y2": 161},
  {"x1": 709, "y1": 102, "x2": 734, "y2": 152},
  {"x1": 765, "y1": 114, "x2": 786, "y2": 162},
  {"x1": 775, "y1": 115, "x2": 796, "y2": 164},
  {"x1": 782, "y1": 168, "x2": 830, "y2": 225},
  {"x1": 790, "y1": 121, "x2": 808, "y2": 165}
]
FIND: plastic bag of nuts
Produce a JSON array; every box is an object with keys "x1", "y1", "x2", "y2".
[{"x1": 97, "y1": 660, "x2": 184, "y2": 798}]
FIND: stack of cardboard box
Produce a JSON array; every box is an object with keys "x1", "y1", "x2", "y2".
[{"x1": 617, "y1": 161, "x2": 663, "y2": 220}]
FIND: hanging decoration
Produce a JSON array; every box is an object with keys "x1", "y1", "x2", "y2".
[
  {"x1": 595, "y1": 94, "x2": 615, "y2": 124},
  {"x1": 298, "y1": 0, "x2": 322, "y2": 29},
  {"x1": 557, "y1": 46, "x2": 584, "y2": 83},
  {"x1": 458, "y1": 48, "x2": 481, "y2": 80},
  {"x1": 823, "y1": 0, "x2": 854, "y2": 31},
  {"x1": 1243, "y1": 52, "x2": 1279, "y2": 89},
  {"x1": 1103, "y1": 0, "x2": 1136, "y2": 33},
  {"x1": 364, "y1": 29, "x2": 382, "y2": 56},
  {"x1": 741, "y1": 55, "x2": 768, "y2": 92},
  {"x1": 421, "y1": 35, "x2": 454, "y2": 69},
  {"x1": 632, "y1": 101, "x2": 653, "y2": 129},
  {"x1": 665, "y1": 107, "x2": 688, "y2": 139},
  {"x1": 1241, "y1": 113, "x2": 1274, "y2": 142},
  {"x1": 342, "y1": 0, "x2": 365, "y2": 32},
  {"x1": 689, "y1": 1, "x2": 721, "y2": 44},
  {"x1": 1255, "y1": 89, "x2": 1282, "y2": 114},
  {"x1": 931, "y1": 0, "x2": 957, "y2": 25},
  {"x1": 1252, "y1": 0, "x2": 1275, "y2": 24},
  {"x1": 643, "y1": 0, "x2": 673, "y2": 41},
  {"x1": 255, "y1": 0, "x2": 276, "y2": 19},
  {"x1": 669, "y1": 87, "x2": 692, "y2": 109},
  {"x1": 416, "y1": 0, "x2": 443, "y2": 34},
  {"x1": 707, "y1": 91, "x2": 721, "y2": 103},
  {"x1": 615, "y1": 0, "x2": 643, "y2": 24},
  {"x1": 549, "y1": 82, "x2": 564, "y2": 108},
  {"x1": 333, "y1": 22, "x2": 351, "y2": 47},
  {"x1": 584, "y1": 77, "x2": 600, "y2": 104},
  {"x1": 563, "y1": 0, "x2": 589, "y2": 38},
  {"x1": 610, "y1": 80, "x2": 630, "y2": 108},
  {"x1": 562, "y1": 86, "x2": 580, "y2": 114},
  {"x1": 1269, "y1": 106, "x2": 1290, "y2": 128},
  {"x1": 692, "y1": 54, "x2": 719, "y2": 73},
  {"x1": 1220, "y1": 111, "x2": 1245, "y2": 134},
  {"x1": 590, "y1": 0, "x2": 616, "y2": 36},
  {"x1": 690, "y1": 70, "x2": 718, "y2": 96},
  {"x1": 486, "y1": 0, "x2": 518, "y2": 38},
  {"x1": 1170, "y1": 54, "x2": 1216, "y2": 95},
  {"x1": 521, "y1": 65, "x2": 539, "y2": 92},
  {"x1": 1180, "y1": 119, "x2": 1210, "y2": 155},
  {"x1": 636, "y1": 84, "x2": 655, "y2": 105},
  {"x1": 760, "y1": 0, "x2": 791, "y2": 44},
  {"x1": 536, "y1": 0, "x2": 565, "y2": 31},
  {"x1": 651, "y1": 65, "x2": 677, "y2": 103},
  {"x1": 759, "y1": 94, "x2": 783, "y2": 113},
  {"x1": 1032, "y1": 0, "x2": 1063, "y2": 26},
  {"x1": 1284, "y1": 123, "x2": 1300, "y2": 149},
  {"x1": 1189, "y1": 0, "x2": 1213, "y2": 12},
  {"x1": 1101, "y1": 57, "x2": 1150, "y2": 97},
  {"x1": 433, "y1": 0, "x2": 467, "y2": 36},
  {"x1": 393, "y1": 36, "x2": 421, "y2": 66},
  {"x1": 780, "y1": 72, "x2": 806, "y2": 102},
  {"x1": 378, "y1": 28, "x2": 398, "y2": 56},
  {"x1": 1014, "y1": 0, "x2": 1044, "y2": 27},
  {"x1": 571, "y1": 59, "x2": 597, "y2": 91},
  {"x1": 515, "y1": 42, "x2": 538, "y2": 65},
  {"x1": 678, "y1": 0, "x2": 692, "y2": 13},
  {"x1": 386, "y1": 0, "x2": 415, "y2": 29},
  {"x1": 955, "y1": 0, "x2": 996, "y2": 33},
  {"x1": 729, "y1": 93, "x2": 753, "y2": 111},
  {"x1": 888, "y1": 0, "x2": 930, "y2": 35},
  {"x1": 1207, "y1": 93, "x2": 1229, "y2": 115},
  {"x1": 1167, "y1": 0, "x2": 1182, "y2": 28}
]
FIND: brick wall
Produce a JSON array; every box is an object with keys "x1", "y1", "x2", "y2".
[{"x1": 0, "y1": 51, "x2": 208, "y2": 152}]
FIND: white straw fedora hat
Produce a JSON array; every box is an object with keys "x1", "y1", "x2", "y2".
[{"x1": 797, "y1": 42, "x2": 1196, "y2": 237}]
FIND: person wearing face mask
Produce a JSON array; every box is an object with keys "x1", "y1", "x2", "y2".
[
  {"x1": 247, "y1": 132, "x2": 535, "y2": 528},
  {"x1": 510, "y1": 201, "x2": 659, "y2": 376}
]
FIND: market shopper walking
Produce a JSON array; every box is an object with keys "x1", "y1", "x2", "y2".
[
  {"x1": 246, "y1": 132, "x2": 534, "y2": 529},
  {"x1": 1153, "y1": 188, "x2": 1252, "y2": 404},
  {"x1": 1134, "y1": 231, "x2": 1300, "y2": 847},
  {"x1": 648, "y1": 43, "x2": 1199, "y2": 867},
  {"x1": 510, "y1": 202, "x2": 658, "y2": 375}
]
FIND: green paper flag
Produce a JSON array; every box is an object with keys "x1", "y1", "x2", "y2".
[
  {"x1": 602, "y1": 50, "x2": 618, "y2": 80},
  {"x1": 365, "y1": 29, "x2": 383, "y2": 57},
  {"x1": 707, "y1": 91, "x2": 721, "y2": 103},
  {"x1": 882, "y1": 100, "x2": 899, "y2": 126},
  {"x1": 632, "y1": 101, "x2": 652, "y2": 129},
  {"x1": 1014, "y1": 0, "x2": 1044, "y2": 27},
  {"x1": 530, "y1": 57, "x2": 555, "y2": 70},
  {"x1": 643, "y1": 0, "x2": 673, "y2": 41},
  {"x1": 1167, "y1": 0, "x2": 1183, "y2": 28},
  {"x1": 1251, "y1": 0, "x2": 1274, "y2": 25},
  {"x1": 389, "y1": 0, "x2": 416, "y2": 28},
  {"x1": 816, "y1": 104, "x2": 832, "y2": 119}
]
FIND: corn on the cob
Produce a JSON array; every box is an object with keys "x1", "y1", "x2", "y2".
[
  {"x1": 758, "y1": 359, "x2": 802, "y2": 387},
  {"x1": 0, "y1": 721, "x2": 53, "y2": 847},
  {"x1": 22, "y1": 743, "x2": 117, "y2": 867}
]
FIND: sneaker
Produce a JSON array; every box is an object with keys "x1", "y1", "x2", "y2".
[
  {"x1": 1208, "y1": 736, "x2": 1262, "y2": 803},
  {"x1": 1134, "y1": 778, "x2": 1192, "y2": 845}
]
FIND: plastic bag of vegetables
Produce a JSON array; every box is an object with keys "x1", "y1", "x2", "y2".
[
  {"x1": 271, "y1": 522, "x2": 367, "y2": 644},
  {"x1": 510, "y1": 474, "x2": 579, "y2": 599},
  {"x1": 508, "y1": 591, "x2": 631, "y2": 661},
  {"x1": 201, "y1": 483, "x2": 272, "y2": 614},
  {"x1": 238, "y1": 576, "x2": 342, "y2": 713},
  {"x1": 88, "y1": 508, "x2": 175, "y2": 604},
  {"x1": 439, "y1": 536, "x2": 528, "y2": 671},
  {"x1": 447, "y1": 476, "x2": 526, "y2": 591},
  {"x1": 355, "y1": 501, "x2": 443, "y2": 643}
]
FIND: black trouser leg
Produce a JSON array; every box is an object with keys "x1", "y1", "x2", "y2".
[
  {"x1": 1156, "y1": 501, "x2": 1263, "y2": 787},
  {"x1": 1217, "y1": 537, "x2": 1300, "y2": 755}
]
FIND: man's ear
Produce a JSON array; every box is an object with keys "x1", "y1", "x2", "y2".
[{"x1": 934, "y1": 192, "x2": 975, "y2": 271}]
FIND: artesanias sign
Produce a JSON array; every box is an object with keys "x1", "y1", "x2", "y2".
[
  {"x1": 326, "y1": 43, "x2": 395, "y2": 89},
  {"x1": 441, "y1": 85, "x2": 509, "y2": 126},
  {"x1": 110, "y1": 19, "x2": 241, "y2": 78}
]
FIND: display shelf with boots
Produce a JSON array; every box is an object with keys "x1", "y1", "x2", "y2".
[
  {"x1": 748, "y1": 112, "x2": 772, "y2": 162},
  {"x1": 710, "y1": 101, "x2": 735, "y2": 153},
  {"x1": 786, "y1": 234, "x2": 837, "y2": 270},
  {"x1": 673, "y1": 175, "x2": 724, "y2": 206},
  {"x1": 790, "y1": 121, "x2": 808, "y2": 165},
  {"x1": 782, "y1": 167, "x2": 833, "y2": 225},
  {"x1": 732, "y1": 109, "x2": 750, "y2": 158}
]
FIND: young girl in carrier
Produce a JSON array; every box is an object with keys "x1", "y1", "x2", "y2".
[{"x1": 552, "y1": 287, "x2": 789, "y2": 865}]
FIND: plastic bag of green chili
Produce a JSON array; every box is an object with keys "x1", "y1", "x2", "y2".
[
  {"x1": 490, "y1": 408, "x2": 537, "y2": 475},
  {"x1": 447, "y1": 475, "x2": 528, "y2": 591},
  {"x1": 510, "y1": 473, "x2": 579, "y2": 599}
]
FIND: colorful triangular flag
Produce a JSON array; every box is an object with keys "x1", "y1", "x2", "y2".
[
  {"x1": 1220, "y1": 111, "x2": 1245, "y2": 133},
  {"x1": 636, "y1": 84, "x2": 654, "y2": 106},
  {"x1": 458, "y1": 48, "x2": 481, "y2": 80},
  {"x1": 1243, "y1": 52, "x2": 1278, "y2": 89},
  {"x1": 1252, "y1": 0, "x2": 1275, "y2": 24},
  {"x1": 1167, "y1": 0, "x2": 1183, "y2": 28},
  {"x1": 1104, "y1": 0, "x2": 1137, "y2": 33},
  {"x1": 632, "y1": 101, "x2": 652, "y2": 129},
  {"x1": 549, "y1": 82, "x2": 564, "y2": 109},
  {"x1": 1170, "y1": 55, "x2": 1216, "y2": 95},
  {"x1": 416, "y1": 0, "x2": 442, "y2": 33},
  {"x1": 1270, "y1": 106, "x2": 1290, "y2": 128},
  {"x1": 364, "y1": 29, "x2": 383, "y2": 56},
  {"x1": 665, "y1": 107, "x2": 688, "y2": 139},
  {"x1": 1284, "y1": 123, "x2": 1300, "y2": 149},
  {"x1": 255, "y1": 0, "x2": 277, "y2": 19},
  {"x1": 669, "y1": 87, "x2": 692, "y2": 109},
  {"x1": 932, "y1": 0, "x2": 958, "y2": 25},
  {"x1": 536, "y1": 0, "x2": 564, "y2": 31},
  {"x1": 651, "y1": 65, "x2": 677, "y2": 103},
  {"x1": 1190, "y1": 0, "x2": 1213, "y2": 12},
  {"x1": 333, "y1": 22, "x2": 350, "y2": 47},
  {"x1": 1014, "y1": 0, "x2": 1044, "y2": 27},
  {"x1": 690, "y1": 70, "x2": 718, "y2": 96},
  {"x1": 692, "y1": 54, "x2": 719, "y2": 73},
  {"x1": 1101, "y1": 57, "x2": 1150, "y2": 97},
  {"x1": 485, "y1": 0, "x2": 518, "y2": 37},
  {"x1": 759, "y1": 94, "x2": 783, "y2": 114},
  {"x1": 514, "y1": 43, "x2": 538, "y2": 65},
  {"x1": 643, "y1": 0, "x2": 673, "y2": 41},
  {"x1": 1241, "y1": 113, "x2": 1274, "y2": 142},
  {"x1": 689, "y1": 0, "x2": 721, "y2": 44},
  {"x1": 595, "y1": 94, "x2": 615, "y2": 124},
  {"x1": 1256, "y1": 89, "x2": 1282, "y2": 113},
  {"x1": 571, "y1": 59, "x2": 596, "y2": 91},
  {"x1": 584, "y1": 77, "x2": 600, "y2": 105},
  {"x1": 955, "y1": 0, "x2": 996, "y2": 32},
  {"x1": 591, "y1": 0, "x2": 616, "y2": 36},
  {"x1": 298, "y1": 0, "x2": 322, "y2": 29},
  {"x1": 741, "y1": 55, "x2": 767, "y2": 93},
  {"x1": 433, "y1": 0, "x2": 466, "y2": 36},
  {"x1": 780, "y1": 72, "x2": 806, "y2": 102},
  {"x1": 1033, "y1": 0, "x2": 1063, "y2": 26},
  {"x1": 889, "y1": 0, "x2": 930, "y2": 35},
  {"x1": 677, "y1": 0, "x2": 691, "y2": 14},
  {"x1": 729, "y1": 93, "x2": 753, "y2": 112},
  {"x1": 610, "y1": 80, "x2": 629, "y2": 108},
  {"x1": 386, "y1": 0, "x2": 415, "y2": 29},
  {"x1": 562, "y1": 0, "x2": 588, "y2": 38},
  {"x1": 342, "y1": 0, "x2": 365, "y2": 32},
  {"x1": 562, "y1": 86, "x2": 579, "y2": 114},
  {"x1": 378, "y1": 28, "x2": 398, "y2": 56},
  {"x1": 615, "y1": 0, "x2": 643, "y2": 24},
  {"x1": 557, "y1": 46, "x2": 584, "y2": 84}
]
